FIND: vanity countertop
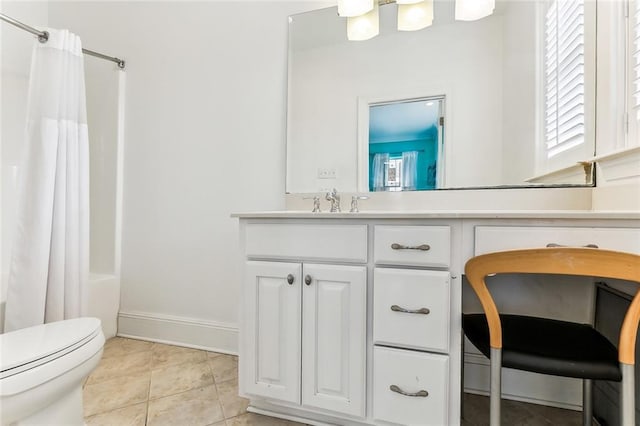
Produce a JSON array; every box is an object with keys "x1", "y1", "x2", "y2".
[{"x1": 232, "y1": 210, "x2": 640, "y2": 220}]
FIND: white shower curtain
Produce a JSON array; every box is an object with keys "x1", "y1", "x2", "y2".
[{"x1": 4, "y1": 29, "x2": 90, "y2": 332}]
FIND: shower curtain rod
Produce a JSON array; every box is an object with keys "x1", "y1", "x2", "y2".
[{"x1": 0, "y1": 13, "x2": 126, "y2": 69}]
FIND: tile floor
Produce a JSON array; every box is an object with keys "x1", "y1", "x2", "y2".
[{"x1": 84, "y1": 337, "x2": 582, "y2": 426}]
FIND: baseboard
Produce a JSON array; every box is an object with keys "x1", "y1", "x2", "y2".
[
  {"x1": 464, "y1": 352, "x2": 582, "y2": 411},
  {"x1": 117, "y1": 310, "x2": 238, "y2": 355}
]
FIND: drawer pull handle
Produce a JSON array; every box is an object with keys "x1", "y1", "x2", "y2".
[
  {"x1": 304, "y1": 275, "x2": 312, "y2": 286},
  {"x1": 287, "y1": 274, "x2": 294, "y2": 285},
  {"x1": 391, "y1": 305, "x2": 430, "y2": 315},
  {"x1": 390, "y1": 385, "x2": 429, "y2": 398},
  {"x1": 391, "y1": 243, "x2": 431, "y2": 251},
  {"x1": 546, "y1": 243, "x2": 599, "y2": 249}
]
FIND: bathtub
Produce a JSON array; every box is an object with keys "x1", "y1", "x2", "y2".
[
  {"x1": 86, "y1": 273, "x2": 120, "y2": 339},
  {"x1": 0, "y1": 273, "x2": 120, "y2": 338}
]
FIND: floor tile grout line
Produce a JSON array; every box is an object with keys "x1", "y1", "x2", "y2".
[
  {"x1": 145, "y1": 343, "x2": 152, "y2": 426},
  {"x1": 84, "y1": 400, "x2": 149, "y2": 420},
  {"x1": 208, "y1": 354, "x2": 230, "y2": 420}
]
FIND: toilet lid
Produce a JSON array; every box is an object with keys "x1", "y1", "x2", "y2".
[{"x1": 0, "y1": 317, "x2": 102, "y2": 376}]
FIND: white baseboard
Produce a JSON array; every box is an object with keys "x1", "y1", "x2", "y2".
[
  {"x1": 117, "y1": 310, "x2": 238, "y2": 355},
  {"x1": 464, "y1": 352, "x2": 582, "y2": 411}
]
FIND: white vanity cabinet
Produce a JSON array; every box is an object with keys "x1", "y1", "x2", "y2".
[
  {"x1": 235, "y1": 211, "x2": 639, "y2": 426},
  {"x1": 240, "y1": 224, "x2": 368, "y2": 418}
]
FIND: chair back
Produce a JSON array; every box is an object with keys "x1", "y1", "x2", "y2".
[{"x1": 464, "y1": 247, "x2": 640, "y2": 364}]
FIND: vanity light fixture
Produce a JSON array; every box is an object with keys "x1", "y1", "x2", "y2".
[
  {"x1": 338, "y1": 0, "x2": 375, "y2": 17},
  {"x1": 345, "y1": 0, "x2": 493, "y2": 41},
  {"x1": 397, "y1": 0, "x2": 433, "y2": 31},
  {"x1": 347, "y1": 0, "x2": 380, "y2": 41},
  {"x1": 454, "y1": 0, "x2": 495, "y2": 21}
]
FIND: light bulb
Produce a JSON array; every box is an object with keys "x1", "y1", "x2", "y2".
[
  {"x1": 398, "y1": 0, "x2": 433, "y2": 31},
  {"x1": 347, "y1": 1, "x2": 379, "y2": 41},
  {"x1": 338, "y1": 0, "x2": 375, "y2": 17},
  {"x1": 455, "y1": 0, "x2": 495, "y2": 21}
]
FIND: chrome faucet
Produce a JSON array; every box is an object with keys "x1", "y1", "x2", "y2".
[
  {"x1": 349, "y1": 195, "x2": 369, "y2": 213},
  {"x1": 302, "y1": 196, "x2": 321, "y2": 213},
  {"x1": 325, "y1": 188, "x2": 341, "y2": 212}
]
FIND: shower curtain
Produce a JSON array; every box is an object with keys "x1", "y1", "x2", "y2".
[{"x1": 4, "y1": 29, "x2": 90, "y2": 332}]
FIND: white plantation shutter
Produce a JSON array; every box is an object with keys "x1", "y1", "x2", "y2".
[
  {"x1": 544, "y1": 0, "x2": 585, "y2": 157},
  {"x1": 630, "y1": 0, "x2": 640, "y2": 144}
]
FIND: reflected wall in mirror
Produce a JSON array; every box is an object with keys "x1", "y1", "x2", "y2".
[{"x1": 286, "y1": 0, "x2": 597, "y2": 193}]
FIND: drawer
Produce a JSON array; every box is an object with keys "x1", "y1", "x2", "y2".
[
  {"x1": 475, "y1": 226, "x2": 640, "y2": 256},
  {"x1": 374, "y1": 226, "x2": 450, "y2": 267},
  {"x1": 374, "y1": 268, "x2": 450, "y2": 353},
  {"x1": 245, "y1": 224, "x2": 367, "y2": 262},
  {"x1": 373, "y1": 346, "x2": 449, "y2": 426}
]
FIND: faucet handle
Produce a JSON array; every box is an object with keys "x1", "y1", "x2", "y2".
[
  {"x1": 303, "y1": 196, "x2": 322, "y2": 213},
  {"x1": 350, "y1": 195, "x2": 369, "y2": 213}
]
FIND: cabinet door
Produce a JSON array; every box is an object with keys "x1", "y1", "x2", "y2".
[
  {"x1": 242, "y1": 261, "x2": 301, "y2": 404},
  {"x1": 301, "y1": 264, "x2": 367, "y2": 417}
]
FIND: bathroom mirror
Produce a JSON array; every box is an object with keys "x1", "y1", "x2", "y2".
[{"x1": 286, "y1": 0, "x2": 597, "y2": 193}]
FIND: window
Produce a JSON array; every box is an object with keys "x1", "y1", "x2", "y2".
[
  {"x1": 385, "y1": 158, "x2": 403, "y2": 188},
  {"x1": 629, "y1": 0, "x2": 640, "y2": 145},
  {"x1": 544, "y1": 0, "x2": 586, "y2": 158}
]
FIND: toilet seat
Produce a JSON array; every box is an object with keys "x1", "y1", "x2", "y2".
[{"x1": 0, "y1": 318, "x2": 103, "y2": 381}]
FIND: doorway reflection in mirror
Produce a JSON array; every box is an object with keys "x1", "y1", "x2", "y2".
[{"x1": 368, "y1": 97, "x2": 444, "y2": 192}]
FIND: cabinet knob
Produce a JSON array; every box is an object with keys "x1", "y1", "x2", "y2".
[
  {"x1": 287, "y1": 274, "x2": 294, "y2": 285},
  {"x1": 304, "y1": 275, "x2": 312, "y2": 286}
]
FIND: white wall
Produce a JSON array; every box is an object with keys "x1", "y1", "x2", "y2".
[
  {"x1": 0, "y1": 2, "x2": 49, "y2": 329},
  {"x1": 48, "y1": 1, "x2": 323, "y2": 351}
]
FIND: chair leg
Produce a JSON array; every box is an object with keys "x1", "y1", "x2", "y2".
[
  {"x1": 490, "y1": 347, "x2": 502, "y2": 426},
  {"x1": 621, "y1": 363, "x2": 635, "y2": 426},
  {"x1": 582, "y1": 379, "x2": 592, "y2": 426}
]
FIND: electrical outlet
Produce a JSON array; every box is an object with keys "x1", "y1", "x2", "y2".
[{"x1": 317, "y1": 168, "x2": 337, "y2": 179}]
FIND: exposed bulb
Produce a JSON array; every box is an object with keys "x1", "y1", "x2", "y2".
[
  {"x1": 338, "y1": 0, "x2": 375, "y2": 17},
  {"x1": 455, "y1": 0, "x2": 495, "y2": 21},
  {"x1": 347, "y1": 1, "x2": 380, "y2": 41},
  {"x1": 398, "y1": 0, "x2": 433, "y2": 31}
]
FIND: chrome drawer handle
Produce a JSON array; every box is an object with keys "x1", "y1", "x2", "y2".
[
  {"x1": 390, "y1": 385, "x2": 429, "y2": 398},
  {"x1": 546, "y1": 243, "x2": 599, "y2": 248},
  {"x1": 391, "y1": 243, "x2": 431, "y2": 251},
  {"x1": 391, "y1": 305, "x2": 430, "y2": 315}
]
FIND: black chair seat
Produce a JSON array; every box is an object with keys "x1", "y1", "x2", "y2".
[{"x1": 463, "y1": 313, "x2": 622, "y2": 381}]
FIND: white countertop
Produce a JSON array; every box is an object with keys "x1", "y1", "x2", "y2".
[{"x1": 232, "y1": 210, "x2": 640, "y2": 220}]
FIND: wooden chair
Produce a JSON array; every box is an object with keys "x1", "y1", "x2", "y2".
[{"x1": 462, "y1": 247, "x2": 640, "y2": 426}]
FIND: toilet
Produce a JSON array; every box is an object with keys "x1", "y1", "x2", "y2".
[{"x1": 0, "y1": 317, "x2": 105, "y2": 425}]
